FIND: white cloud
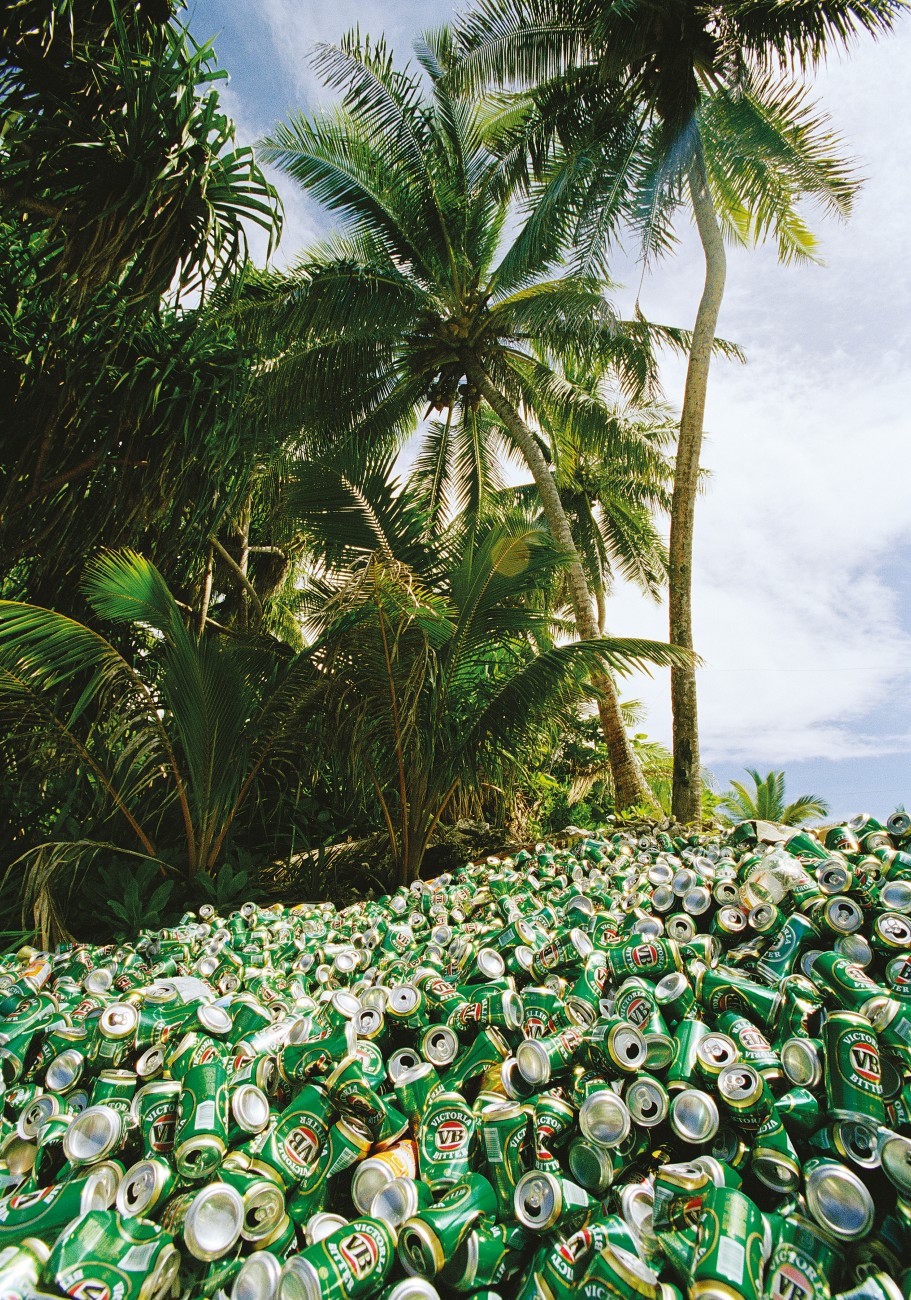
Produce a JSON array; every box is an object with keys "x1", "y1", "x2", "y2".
[{"x1": 257, "y1": 0, "x2": 455, "y2": 102}]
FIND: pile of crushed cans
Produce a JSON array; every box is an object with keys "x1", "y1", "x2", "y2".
[{"x1": 2, "y1": 811, "x2": 911, "y2": 1300}]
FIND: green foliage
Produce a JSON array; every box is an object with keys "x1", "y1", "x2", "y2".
[
  {"x1": 97, "y1": 861, "x2": 177, "y2": 936},
  {"x1": 0, "y1": 0, "x2": 281, "y2": 602},
  {"x1": 1, "y1": 0, "x2": 281, "y2": 304},
  {"x1": 250, "y1": 30, "x2": 679, "y2": 468},
  {"x1": 0, "y1": 551, "x2": 322, "y2": 941},
  {"x1": 527, "y1": 706, "x2": 719, "y2": 834},
  {"x1": 454, "y1": 0, "x2": 882, "y2": 273},
  {"x1": 311, "y1": 513, "x2": 687, "y2": 883},
  {"x1": 189, "y1": 858, "x2": 261, "y2": 912},
  {"x1": 717, "y1": 769, "x2": 830, "y2": 826}
]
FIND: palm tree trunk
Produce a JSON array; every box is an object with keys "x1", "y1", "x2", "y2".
[
  {"x1": 669, "y1": 149, "x2": 726, "y2": 825},
  {"x1": 466, "y1": 362, "x2": 657, "y2": 812}
]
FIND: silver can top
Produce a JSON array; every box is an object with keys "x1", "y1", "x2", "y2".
[
  {"x1": 44, "y1": 1045, "x2": 85, "y2": 1097},
  {"x1": 514, "y1": 1170, "x2": 560, "y2": 1231},
  {"x1": 805, "y1": 1160, "x2": 875, "y2": 1240},
  {"x1": 880, "y1": 1131, "x2": 911, "y2": 1195},
  {"x1": 568, "y1": 1138, "x2": 614, "y2": 1193},
  {"x1": 515, "y1": 1039, "x2": 551, "y2": 1087},
  {"x1": 476, "y1": 947, "x2": 506, "y2": 979},
  {"x1": 230, "y1": 1084, "x2": 271, "y2": 1135},
  {"x1": 184, "y1": 1182, "x2": 245, "y2": 1261},
  {"x1": 116, "y1": 1159, "x2": 170, "y2": 1217},
  {"x1": 370, "y1": 1176, "x2": 421, "y2": 1227},
  {"x1": 233, "y1": 1250, "x2": 282, "y2": 1300},
  {"x1": 579, "y1": 1089, "x2": 631, "y2": 1148},
  {"x1": 197, "y1": 1004, "x2": 234, "y2": 1036},
  {"x1": 304, "y1": 1211, "x2": 350, "y2": 1245},
  {"x1": 669, "y1": 1090, "x2": 719, "y2": 1144},
  {"x1": 63, "y1": 1104, "x2": 123, "y2": 1165},
  {"x1": 780, "y1": 1036, "x2": 823, "y2": 1088},
  {"x1": 625, "y1": 1077, "x2": 669, "y2": 1128}
]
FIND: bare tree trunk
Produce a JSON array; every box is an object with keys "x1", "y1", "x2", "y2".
[
  {"x1": 237, "y1": 492, "x2": 252, "y2": 631},
  {"x1": 467, "y1": 362, "x2": 657, "y2": 811},
  {"x1": 669, "y1": 149, "x2": 726, "y2": 824},
  {"x1": 198, "y1": 544, "x2": 214, "y2": 637}
]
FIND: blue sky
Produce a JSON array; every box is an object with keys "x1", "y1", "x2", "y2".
[{"x1": 188, "y1": 0, "x2": 911, "y2": 818}]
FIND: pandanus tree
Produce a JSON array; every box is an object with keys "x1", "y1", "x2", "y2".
[
  {"x1": 252, "y1": 30, "x2": 694, "y2": 809},
  {"x1": 0, "y1": 0, "x2": 282, "y2": 600},
  {"x1": 455, "y1": 0, "x2": 901, "y2": 821}
]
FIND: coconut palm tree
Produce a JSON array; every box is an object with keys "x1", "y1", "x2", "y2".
[
  {"x1": 717, "y1": 769, "x2": 829, "y2": 825},
  {"x1": 249, "y1": 29, "x2": 696, "y2": 809},
  {"x1": 454, "y1": 0, "x2": 901, "y2": 822}
]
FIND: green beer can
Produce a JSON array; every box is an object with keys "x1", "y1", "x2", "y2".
[
  {"x1": 0, "y1": 1237, "x2": 49, "y2": 1300},
  {"x1": 398, "y1": 1173, "x2": 497, "y2": 1277},
  {"x1": 689, "y1": 1185, "x2": 771, "y2": 1300},
  {"x1": 279, "y1": 1216, "x2": 397, "y2": 1300},
  {"x1": 764, "y1": 1214, "x2": 843, "y2": 1300},
  {"x1": 480, "y1": 1101, "x2": 530, "y2": 1218},
  {"x1": 417, "y1": 1091, "x2": 477, "y2": 1190},
  {"x1": 173, "y1": 1059, "x2": 230, "y2": 1179},
  {"x1": 823, "y1": 1011, "x2": 885, "y2": 1124},
  {"x1": 0, "y1": 1166, "x2": 118, "y2": 1245},
  {"x1": 46, "y1": 1208, "x2": 180, "y2": 1300}
]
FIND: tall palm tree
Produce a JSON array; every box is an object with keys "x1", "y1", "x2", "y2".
[
  {"x1": 250, "y1": 30, "x2": 693, "y2": 809},
  {"x1": 717, "y1": 769, "x2": 829, "y2": 826},
  {"x1": 455, "y1": 0, "x2": 902, "y2": 822}
]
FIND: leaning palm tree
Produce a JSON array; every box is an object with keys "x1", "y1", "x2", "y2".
[
  {"x1": 455, "y1": 0, "x2": 901, "y2": 821},
  {"x1": 717, "y1": 769, "x2": 829, "y2": 826},
  {"x1": 250, "y1": 29, "x2": 695, "y2": 809}
]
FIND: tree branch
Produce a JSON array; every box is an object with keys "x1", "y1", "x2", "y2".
[{"x1": 209, "y1": 536, "x2": 264, "y2": 625}]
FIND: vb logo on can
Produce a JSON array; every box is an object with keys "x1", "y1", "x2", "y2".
[
  {"x1": 741, "y1": 1027, "x2": 770, "y2": 1051},
  {"x1": 631, "y1": 945, "x2": 658, "y2": 969},
  {"x1": 66, "y1": 1283, "x2": 111, "y2": 1300},
  {"x1": 769, "y1": 1262, "x2": 814, "y2": 1300},
  {"x1": 149, "y1": 1110, "x2": 177, "y2": 1151},
  {"x1": 8, "y1": 1186, "x2": 59, "y2": 1210},
  {"x1": 435, "y1": 1120, "x2": 468, "y2": 1152},
  {"x1": 285, "y1": 1125, "x2": 319, "y2": 1168},
  {"x1": 339, "y1": 1230, "x2": 379, "y2": 1278},
  {"x1": 622, "y1": 996, "x2": 651, "y2": 1027},
  {"x1": 537, "y1": 944, "x2": 560, "y2": 970},
  {"x1": 849, "y1": 1041, "x2": 881, "y2": 1084}
]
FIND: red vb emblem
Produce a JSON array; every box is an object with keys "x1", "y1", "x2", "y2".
[
  {"x1": 435, "y1": 1121, "x2": 466, "y2": 1151},
  {"x1": 770, "y1": 1262, "x2": 813, "y2": 1300},
  {"x1": 340, "y1": 1231, "x2": 379, "y2": 1278},
  {"x1": 632, "y1": 944, "x2": 658, "y2": 968},
  {"x1": 850, "y1": 1042, "x2": 880, "y2": 1084},
  {"x1": 67, "y1": 1285, "x2": 111, "y2": 1300}
]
